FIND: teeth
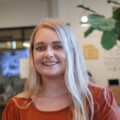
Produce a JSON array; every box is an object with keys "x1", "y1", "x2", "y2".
[{"x1": 43, "y1": 62, "x2": 56, "y2": 66}]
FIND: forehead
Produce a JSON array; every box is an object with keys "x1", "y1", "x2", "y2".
[{"x1": 34, "y1": 27, "x2": 61, "y2": 44}]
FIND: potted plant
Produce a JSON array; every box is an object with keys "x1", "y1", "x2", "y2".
[{"x1": 84, "y1": 7, "x2": 120, "y2": 50}]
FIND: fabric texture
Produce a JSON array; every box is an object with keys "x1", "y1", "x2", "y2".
[{"x1": 2, "y1": 86, "x2": 120, "y2": 120}]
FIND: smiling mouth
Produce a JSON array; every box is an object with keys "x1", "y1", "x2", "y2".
[{"x1": 42, "y1": 61, "x2": 58, "y2": 66}]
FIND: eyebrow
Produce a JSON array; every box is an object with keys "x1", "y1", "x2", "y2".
[
  {"x1": 34, "y1": 41, "x2": 62, "y2": 46},
  {"x1": 52, "y1": 41, "x2": 62, "y2": 44},
  {"x1": 34, "y1": 42, "x2": 44, "y2": 46}
]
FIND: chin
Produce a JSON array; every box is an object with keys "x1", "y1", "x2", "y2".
[{"x1": 41, "y1": 71, "x2": 64, "y2": 78}]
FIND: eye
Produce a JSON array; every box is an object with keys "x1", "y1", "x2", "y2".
[
  {"x1": 34, "y1": 46, "x2": 46, "y2": 52},
  {"x1": 53, "y1": 44, "x2": 63, "y2": 50}
]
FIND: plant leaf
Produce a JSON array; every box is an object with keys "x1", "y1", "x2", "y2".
[
  {"x1": 101, "y1": 31, "x2": 117, "y2": 50},
  {"x1": 113, "y1": 7, "x2": 120, "y2": 20},
  {"x1": 114, "y1": 21, "x2": 120, "y2": 40},
  {"x1": 88, "y1": 14, "x2": 116, "y2": 31},
  {"x1": 88, "y1": 14, "x2": 105, "y2": 24},
  {"x1": 90, "y1": 18, "x2": 116, "y2": 31},
  {"x1": 98, "y1": 18, "x2": 116, "y2": 31},
  {"x1": 84, "y1": 27, "x2": 94, "y2": 37}
]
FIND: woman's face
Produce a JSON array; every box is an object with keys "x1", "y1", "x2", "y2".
[{"x1": 33, "y1": 27, "x2": 66, "y2": 79}]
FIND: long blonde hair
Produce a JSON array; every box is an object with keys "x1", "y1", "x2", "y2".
[{"x1": 25, "y1": 18, "x2": 94, "y2": 120}]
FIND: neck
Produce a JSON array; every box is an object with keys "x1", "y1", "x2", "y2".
[{"x1": 39, "y1": 76, "x2": 69, "y2": 98}]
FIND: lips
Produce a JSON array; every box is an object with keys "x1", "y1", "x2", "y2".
[{"x1": 42, "y1": 61, "x2": 58, "y2": 66}]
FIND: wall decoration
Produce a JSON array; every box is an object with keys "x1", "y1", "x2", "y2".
[{"x1": 83, "y1": 44, "x2": 99, "y2": 59}]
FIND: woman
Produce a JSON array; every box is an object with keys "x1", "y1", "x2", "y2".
[{"x1": 2, "y1": 19, "x2": 120, "y2": 120}]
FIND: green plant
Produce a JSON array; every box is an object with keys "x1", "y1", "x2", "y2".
[{"x1": 84, "y1": 7, "x2": 120, "y2": 50}]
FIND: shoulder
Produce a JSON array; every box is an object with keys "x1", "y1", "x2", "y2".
[
  {"x1": 2, "y1": 93, "x2": 32, "y2": 120},
  {"x1": 15, "y1": 91, "x2": 30, "y2": 99},
  {"x1": 89, "y1": 84, "x2": 120, "y2": 120},
  {"x1": 89, "y1": 84, "x2": 106, "y2": 100},
  {"x1": 89, "y1": 83, "x2": 114, "y2": 105},
  {"x1": 5, "y1": 92, "x2": 32, "y2": 109}
]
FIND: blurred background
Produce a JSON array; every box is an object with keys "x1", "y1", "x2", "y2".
[{"x1": 0, "y1": 0, "x2": 120, "y2": 118}]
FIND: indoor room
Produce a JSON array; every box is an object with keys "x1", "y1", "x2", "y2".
[{"x1": 0, "y1": 0, "x2": 120, "y2": 119}]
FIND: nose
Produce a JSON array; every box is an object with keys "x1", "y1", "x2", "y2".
[{"x1": 44, "y1": 47, "x2": 54, "y2": 58}]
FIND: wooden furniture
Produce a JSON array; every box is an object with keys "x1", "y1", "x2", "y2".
[{"x1": 109, "y1": 86, "x2": 120, "y2": 106}]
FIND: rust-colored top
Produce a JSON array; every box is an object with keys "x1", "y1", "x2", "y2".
[{"x1": 2, "y1": 86, "x2": 120, "y2": 120}]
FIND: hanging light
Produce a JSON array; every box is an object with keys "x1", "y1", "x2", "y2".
[
  {"x1": 80, "y1": 16, "x2": 89, "y2": 27},
  {"x1": 81, "y1": 16, "x2": 88, "y2": 23}
]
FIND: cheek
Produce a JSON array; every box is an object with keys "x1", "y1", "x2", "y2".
[
  {"x1": 62, "y1": 51, "x2": 67, "y2": 59},
  {"x1": 33, "y1": 52, "x2": 42, "y2": 65},
  {"x1": 61, "y1": 52, "x2": 67, "y2": 63}
]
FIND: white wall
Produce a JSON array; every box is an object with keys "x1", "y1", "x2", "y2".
[{"x1": 0, "y1": 0, "x2": 49, "y2": 27}]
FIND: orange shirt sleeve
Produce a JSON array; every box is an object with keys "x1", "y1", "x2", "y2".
[
  {"x1": 93, "y1": 88, "x2": 120, "y2": 120},
  {"x1": 2, "y1": 99, "x2": 18, "y2": 120}
]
